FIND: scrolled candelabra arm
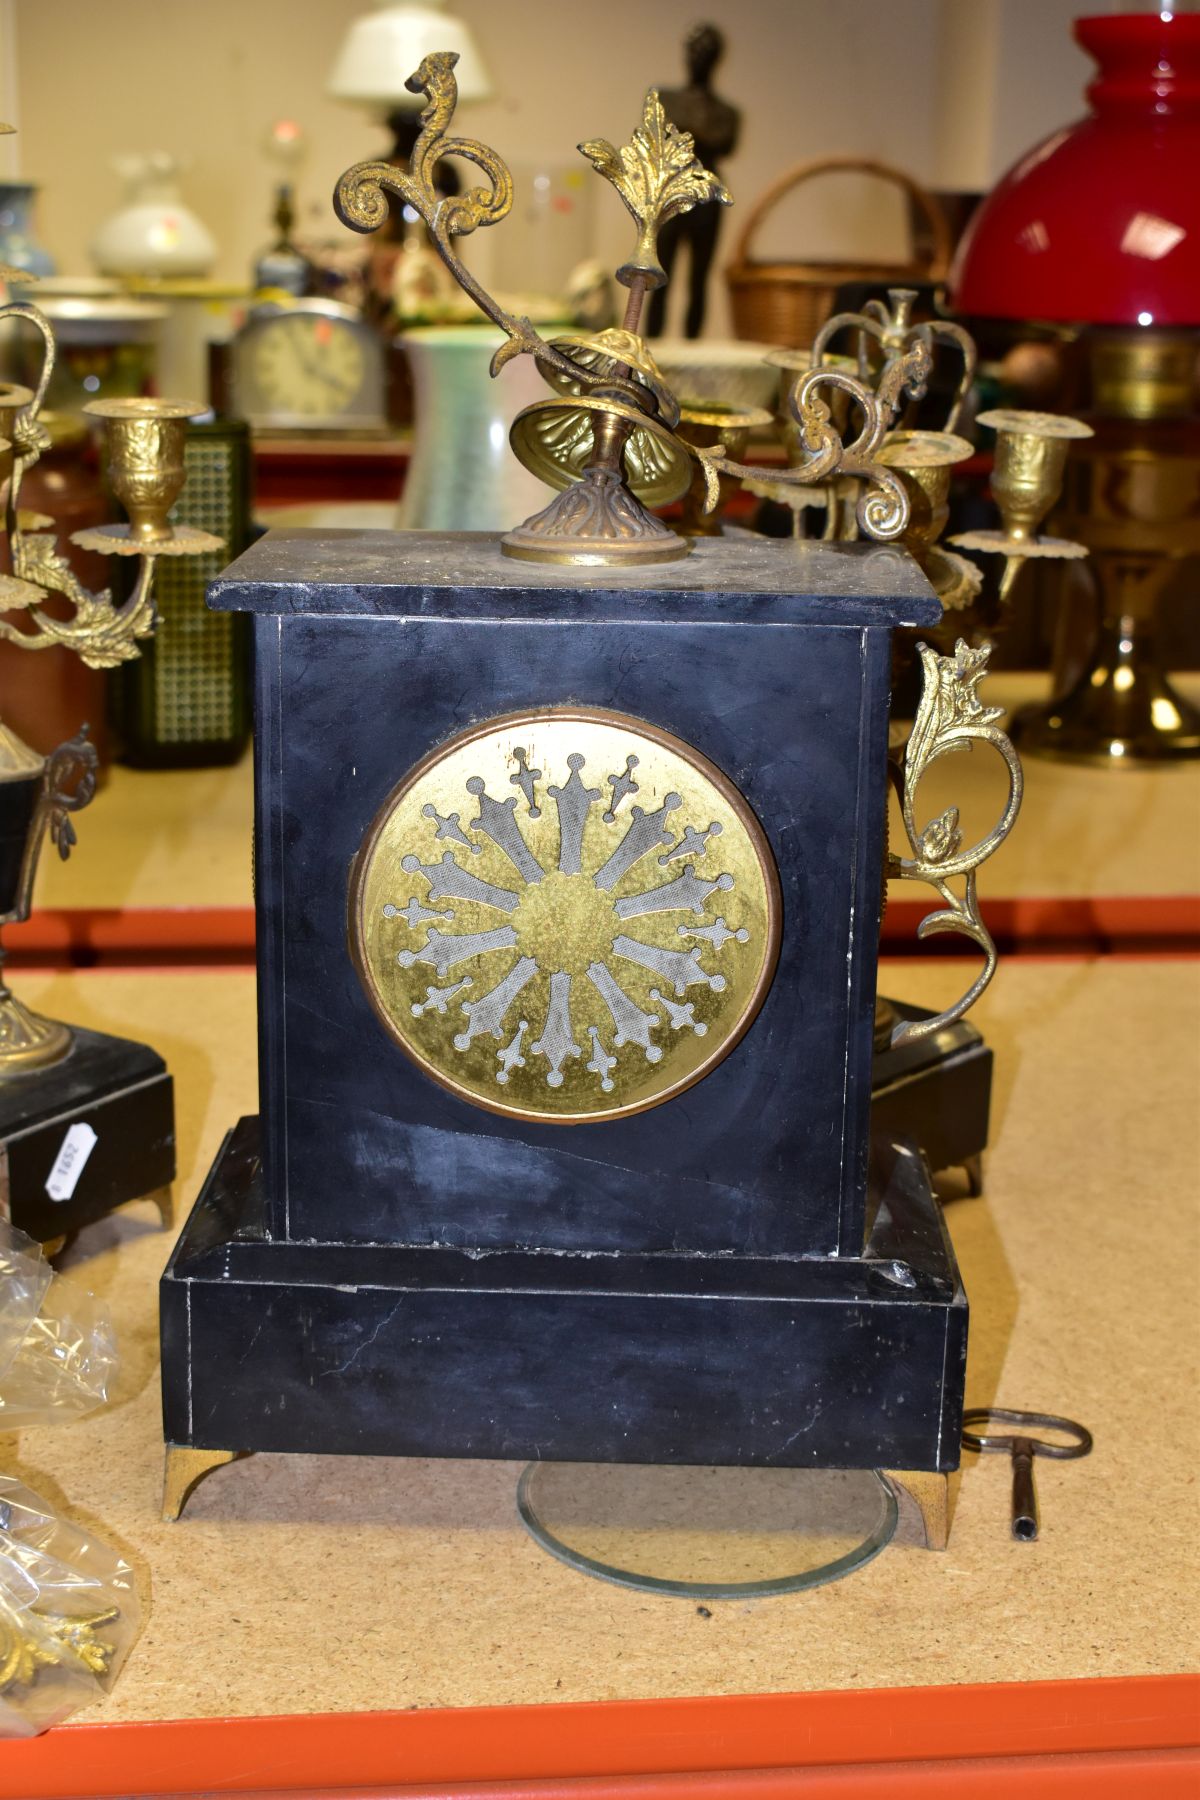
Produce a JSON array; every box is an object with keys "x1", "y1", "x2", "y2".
[
  {"x1": 0, "y1": 301, "x2": 55, "y2": 543},
  {"x1": 812, "y1": 287, "x2": 976, "y2": 434},
  {"x1": 0, "y1": 551, "x2": 158, "y2": 669},
  {"x1": 706, "y1": 340, "x2": 932, "y2": 542},
  {"x1": 334, "y1": 53, "x2": 651, "y2": 414},
  {"x1": 925, "y1": 318, "x2": 976, "y2": 434},
  {"x1": 888, "y1": 639, "x2": 1023, "y2": 1046}
]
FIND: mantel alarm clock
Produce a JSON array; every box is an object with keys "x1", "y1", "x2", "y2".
[
  {"x1": 222, "y1": 298, "x2": 387, "y2": 432},
  {"x1": 160, "y1": 55, "x2": 1051, "y2": 1567}
]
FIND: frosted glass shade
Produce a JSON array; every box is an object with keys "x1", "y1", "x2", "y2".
[{"x1": 328, "y1": 1, "x2": 492, "y2": 109}]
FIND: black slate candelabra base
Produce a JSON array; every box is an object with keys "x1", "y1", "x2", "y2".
[
  {"x1": 872, "y1": 1000, "x2": 991, "y2": 1194},
  {"x1": 1, "y1": 1027, "x2": 174, "y2": 1247},
  {"x1": 161, "y1": 1117, "x2": 965, "y2": 1485}
]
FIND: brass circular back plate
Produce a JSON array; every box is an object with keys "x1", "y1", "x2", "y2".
[{"x1": 349, "y1": 707, "x2": 781, "y2": 1125}]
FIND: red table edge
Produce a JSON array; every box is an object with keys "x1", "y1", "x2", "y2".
[
  {"x1": 5, "y1": 894, "x2": 1198, "y2": 968},
  {"x1": 1, "y1": 1673, "x2": 1195, "y2": 1798}
]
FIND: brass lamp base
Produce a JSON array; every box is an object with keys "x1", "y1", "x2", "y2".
[{"x1": 1012, "y1": 624, "x2": 1200, "y2": 765}]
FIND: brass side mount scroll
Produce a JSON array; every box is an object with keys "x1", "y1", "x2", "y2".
[
  {"x1": 334, "y1": 53, "x2": 921, "y2": 564},
  {"x1": 888, "y1": 639, "x2": 1023, "y2": 1046}
]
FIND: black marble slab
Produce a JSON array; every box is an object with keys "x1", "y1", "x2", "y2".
[
  {"x1": 254, "y1": 610, "x2": 890, "y2": 1258},
  {"x1": 209, "y1": 530, "x2": 941, "y2": 629},
  {"x1": 161, "y1": 1118, "x2": 967, "y2": 1473}
]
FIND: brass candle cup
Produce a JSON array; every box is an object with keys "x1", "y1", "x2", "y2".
[
  {"x1": 977, "y1": 408, "x2": 1093, "y2": 545},
  {"x1": 675, "y1": 402, "x2": 774, "y2": 536},
  {"x1": 877, "y1": 430, "x2": 973, "y2": 550},
  {"x1": 83, "y1": 397, "x2": 205, "y2": 546}
]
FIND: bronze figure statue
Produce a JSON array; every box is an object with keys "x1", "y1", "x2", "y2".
[{"x1": 646, "y1": 23, "x2": 740, "y2": 339}]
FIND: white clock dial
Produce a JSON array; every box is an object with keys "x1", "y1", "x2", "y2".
[{"x1": 250, "y1": 313, "x2": 366, "y2": 417}]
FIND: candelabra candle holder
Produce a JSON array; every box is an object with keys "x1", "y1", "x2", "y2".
[
  {"x1": 73, "y1": 398, "x2": 219, "y2": 557},
  {"x1": 742, "y1": 306, "x2": 1053, "y2": 1196},
  {"x1": 950, "y1": 409, "x2": 1093, "y2": 605},
  {"x1": 334, "y1": 54, "x2": 927, "y2": 565},
  {"x1": 0, "y1": 127, "x2": 218, "y2": 1244},
  {"x1": 876, "y1": 429, "x2": 979, "y2": 611}
]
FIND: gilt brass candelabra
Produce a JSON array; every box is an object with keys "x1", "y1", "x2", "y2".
[
  {"x1": 334, "y1": 54, "x2": 929, "y2": 564},
  {"x1": 0, "y1": 149, "x2": 218, "y2": 1069}
]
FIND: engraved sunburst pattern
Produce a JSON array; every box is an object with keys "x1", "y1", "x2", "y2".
[{"x1": 350, "y1": 710, "x2": 779, "y2": 1122}]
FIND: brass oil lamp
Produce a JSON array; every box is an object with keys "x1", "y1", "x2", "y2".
[{"x1": 1009, "y1": 333, "x2": 1200, "y2": 762}]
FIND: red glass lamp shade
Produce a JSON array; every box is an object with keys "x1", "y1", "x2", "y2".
[{"x1": 952, "y1": 12, "x2": 1200, "y2": 326}]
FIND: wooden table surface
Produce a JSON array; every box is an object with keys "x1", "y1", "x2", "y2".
[{"x1": 0, "y1": 955, "x2": 1196, "y2": 1794}]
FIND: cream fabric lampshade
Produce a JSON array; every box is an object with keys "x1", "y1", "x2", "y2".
[{"x1": 328, "y1": 1, "x2": 492, "y2": 109}]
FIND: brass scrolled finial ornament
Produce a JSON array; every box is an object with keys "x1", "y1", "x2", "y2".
[
  {"x1": 333, "y1": 53, "x2": 922, "y2": 565},
  {"x1": 578, "y1": 90, "x2": 731, "y2": 295}
]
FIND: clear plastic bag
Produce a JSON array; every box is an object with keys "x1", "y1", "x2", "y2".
[
  {"x1": 0, "y1": 1221, "x2": 117, "y2": 1426},
  {"x1": 0, "y1": 1477, "x2": 142, "y2": 1737},
  {"x1": 0, "y1": 1223, "x2": 136, "y2": 1733},
  {"x1": 0, "y1": 1223, "x2": 53, "y2": 1385}
]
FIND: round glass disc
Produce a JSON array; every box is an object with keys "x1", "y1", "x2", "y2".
[{"x1": 516, "y1": 1462, "x2": 898, "y2": 1599}]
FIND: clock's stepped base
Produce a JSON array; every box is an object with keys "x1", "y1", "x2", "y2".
[
  {"x1": 160, "y1": 1117, "x2": 966, "y2": 1505},
  {"x1": 1, "y1": 1027, "x2": 175, "y2": 1245},
  {"x1": 872, "y1": 1000, "x2": 992, "y2": 1191}
]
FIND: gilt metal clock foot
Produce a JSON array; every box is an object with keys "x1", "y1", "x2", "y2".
[
  {"x1": 884, "y1": 1468, "x2": 959, "y2": 1551},
  {"x1": 149, "y1": 1185, "x2": 175, "y2": 1231},
  {"x1": 161, "y1": 1445, "x2": 242, "y2": 1522}
]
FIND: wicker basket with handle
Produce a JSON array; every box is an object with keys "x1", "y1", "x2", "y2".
[{"x1": 725, "y1": 156, "x2": 953, "y2": 349}]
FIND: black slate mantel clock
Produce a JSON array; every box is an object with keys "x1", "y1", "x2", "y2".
[
  {"x1": 159, "y1": 527, "x2": 1021, "y2": 1550},
  {"x1": 159, "y1": 53, "x2": 1027, "y2": 1553}
]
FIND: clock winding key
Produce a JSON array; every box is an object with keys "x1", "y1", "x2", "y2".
[{"x1": 962, "y1": 1407, "x2": 1093, "y2": 1541}]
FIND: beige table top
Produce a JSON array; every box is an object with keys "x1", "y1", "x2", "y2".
[
  {"x1": 2, "y1": 954, "x2": 1196, "y2": 1726},
  {"x1": 29, "y1": 676, "x2": 1200, "y2": 918}
]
